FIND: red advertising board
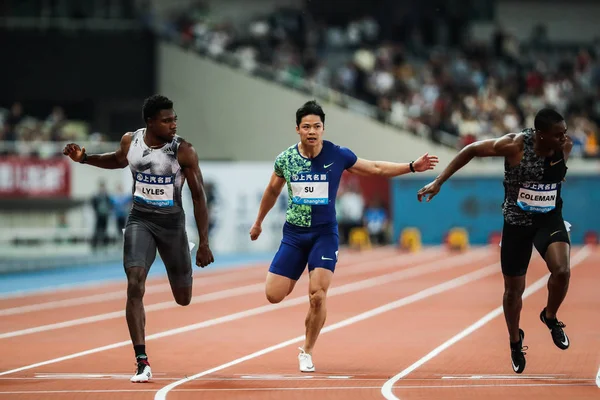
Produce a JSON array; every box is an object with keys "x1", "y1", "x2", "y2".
[
  {"x1": 341, "y1": 170, "x2": 391, "y2": 210},
  {"x1": 0, "y1": 156, "x2": 71, "y2": 197}
]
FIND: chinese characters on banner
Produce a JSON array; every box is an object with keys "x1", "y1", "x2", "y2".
[{"x1": 0, "y1": 157, "x2": 71, "y2": 197}]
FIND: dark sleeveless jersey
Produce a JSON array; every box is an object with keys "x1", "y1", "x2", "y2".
[{"x1": 502, "y1": 129, "x2": 568, "y2": 226}]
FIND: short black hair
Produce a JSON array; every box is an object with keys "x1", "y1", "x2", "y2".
[
  {"x1": 534, "y1": 108, "x2": 564, "y2": 132},
  {"x1": 142, "y1": 94, "x2": 173, "y2": 122},
  {"x1": 296, "y1": 100, "x2": 325, "y2": 126}
]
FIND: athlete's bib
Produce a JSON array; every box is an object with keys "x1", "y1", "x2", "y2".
[
  {"x1": 517, "y1": 182, "x2": 558, "y2": 213},
  {"x1": 133, "y1": 172, "x2": 174, "y2": 207},
  {"x1": 290, "y1": 172, "x2": 329, "y2": 205}
]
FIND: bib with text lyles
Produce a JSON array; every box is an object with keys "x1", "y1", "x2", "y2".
[
  {"x1": 290, "y1": 172, "x2": 329, "y2": 205},
  {"x1": 516, "y1": 182, "x2": 558, "y2": 213},
  {"x1": 134, "y1": 172, "x2": 174, "y2": 207}
]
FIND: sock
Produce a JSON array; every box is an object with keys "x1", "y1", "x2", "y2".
[{"x1": 134, "y1": 345, "x2": 148, "y2": 363}]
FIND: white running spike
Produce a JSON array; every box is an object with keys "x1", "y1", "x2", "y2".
[{"x1": 130, "y1": 364, "x2": 152, "y2": 383}]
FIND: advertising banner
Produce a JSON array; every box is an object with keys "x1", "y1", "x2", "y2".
[{"x1": 0, "y1": 156, "x2": 71, "y2": 198}]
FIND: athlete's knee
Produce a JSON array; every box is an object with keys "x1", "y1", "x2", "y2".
[
  {"x1": 550, "y1": 262, "x2": 570, "y2": 282},
  {"x1": 503, "y1": 285, "x2": 524, "y2": 303},
  {"x1": 557, "y1": 267, "x2": 570, "y2": 282},
  {"x1": 309, "y1": 288, "x2": 326, "y2": 309},
  {"x1": 266, "y1": 290, "x2": 285, "y2": 304},
  {"x1": 175, "y1": 295, "x2": 191, "y2": 306},
  {"x1": 127, "y1": 279, "x2": 145, "y2": 300},
  {"x1": 126, "y1": 269, "x2": 146, "y2": 300},
  {"x1": 503, "y1": 278, "x2": 525, "y2": 303},
  {"x1": 173, "y1": 288, "x2": 192, "y2": 306}
]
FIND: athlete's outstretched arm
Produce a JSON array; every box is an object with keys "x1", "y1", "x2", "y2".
[
  {"x1": 179, "y1": 142, "x2": 214, "y2": 268},
  {"x1": 347, "y1": 152, "x2": 439, "y2": 177},
  {"x1": 417, "y1": 133, "x2": 522, "y2": 202},
  {"x1": 250, "y1": 172, "x2": 286, "y2": 241},
  {"x1": 63, "y1": 133, "x2": 132, "y2": 169}
]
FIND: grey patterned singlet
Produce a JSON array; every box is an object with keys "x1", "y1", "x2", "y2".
[
  {"x1": 502, "y1": 129, "x2": 567, "y2": 226},
  {"x1": 126, "y1": 128, "x2": 185, "y2": 215}
]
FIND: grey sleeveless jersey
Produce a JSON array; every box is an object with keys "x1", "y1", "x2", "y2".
[
  {"x1": 127, "y1": 128, "x2": 185, "y2": 214},
  {"x1": 502, "y1": 129, "x2": 567, "y2": 226}
]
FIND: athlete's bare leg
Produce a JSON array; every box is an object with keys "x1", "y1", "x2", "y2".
[
  {"x1": 543, "y1": 242, "x2": 570, "y2": 319},
  {"x1": 503, "y1": 274, "x2": 526, "y2": 343},
  {"x1": 302, "y1": 268, "x2": 333, "y2": 355},
  {"x1": 265, "y1": 272, "x2": 297, "y2": 304},
  {"x1": 126, "y1": 266, "x2": 148, "y2": 346}
]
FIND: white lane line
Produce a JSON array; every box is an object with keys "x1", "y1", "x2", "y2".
[
  {"x1": 0, "y1": 248, "x2": 459, "y2": 339},
  {"x1": 0, "y1": 283, "x2": 264, "y2": 339},
  {"x1": 0, "y1": 270, "x2": 264, "y2": 316},
  {"x1": 0, "y1": 260, "x2": 268, "y2": 301},
  {"x1": 2, "y1": 382, "x2": 595, "y2": 395},
  {"x1": 0, "y1": 249, "x2": 485, "y2": 376},
  {"x1": 0, "y1": 247, "x2": 421, "y2": 316},
  {"x1": 381, "y1": 246, "x2": 592, "y2": 399},
  {"x1": 153, "y1": 262, "x2": 501, "y2": 400},
  {"x1": 0, "y1": 247, "x2": 402, "y2": 301}
]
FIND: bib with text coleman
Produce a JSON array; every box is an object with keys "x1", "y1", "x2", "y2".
[
  {"x1": 291, "y1": 172, "x2": 329, "y2": 205},
  {"x1": 134, "y1": 172, "x2": 175, "y2": 207},
  {"x1": 517, "y1": 182, "x2": 558, "y2": 213}
]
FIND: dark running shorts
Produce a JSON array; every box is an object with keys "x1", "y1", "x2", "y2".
[
  {"x1": 500, "y1": 213, "x2": 571, "y2": 277},
  {"x1": 123, "y1": 209, "x2": 192, "y2": 288},
  {"x1": 269, "y1": 222, "x2": 339, "y2": 281}
]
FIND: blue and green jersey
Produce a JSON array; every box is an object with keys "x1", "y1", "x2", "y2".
[{"x1": 274, "y1": 140, "x2": 357, "y2": 230}]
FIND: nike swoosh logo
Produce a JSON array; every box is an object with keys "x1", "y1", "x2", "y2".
[
  {"x1": 550, "y1": 230, "x2": 562, "y2": 236},
  {"x1": 561, "y1": 334, "x2": 569, "y2": 347},
  {"x1": 550, "y1": 159, "x2": 563, "y2": 166},
  {"x1": 324, "y1": 163, "x2": 334, "y2": 168},
  {"x1": 512, "y1": 360, "x2": 519, "y2": 372},
  {"x1": 321, "y1": 256, "x2": 333, "y2": 260}
]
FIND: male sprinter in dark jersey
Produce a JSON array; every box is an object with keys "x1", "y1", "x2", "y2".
[
  {"x1": 63, "y1": 95, "x2": 214, "y2": 382},
  {"x1": 417, "y1": 108, "x2": 572, "y2": 374},
  {"x1": 249, "y1": 100, "x2": 439, "y2": 372}
]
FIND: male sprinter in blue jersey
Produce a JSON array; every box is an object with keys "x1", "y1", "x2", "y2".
[{"x1": 249, "y1": 100, "x2": 439, "y2": 372}]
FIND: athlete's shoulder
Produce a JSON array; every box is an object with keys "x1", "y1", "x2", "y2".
[
  {"x1": 174, "y1": 138, "x2": 199, "y2": 158},
  {"x1": 324, "y1": 140, "x2": 357, "y2": 168},
  {"x1": 130, "y1": 127, "x2": 146, "y2": 137},
  {"x1": 120, "y1": 131, "x2": 136, "y2": 147},
  {"x1": 275, "y1": 143, "x2": 298, "y2": 159},
  {"x1": 503, "y1": 132, "x2": 520, "y2": 141},
  {"x1": 499, "y1": 131, "x2": 525, "y2": 145},
  {"x1": 125, "y1": 129, "x2": 143, "y2": 144},
  {"x1": 514, "y1": 130, "x2": 528, "y2": 146},
  {"x1": 323, "y1": 140, "x2": 341, "y2": 151},
  {"x1": 325, "y1": 140, "x2": 353, "y2": 153},
  {"x1": 175, "y1": 139, "x2": 199, "y2": 167},
  {"x1": 124, "y1": 130, "x2": 139, "y2": 139},
  {"x1": 173, "y1": 135, "x2": 188, "y2": 147}
]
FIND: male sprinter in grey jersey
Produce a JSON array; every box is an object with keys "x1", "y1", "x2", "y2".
[
  {"x1": 63, "y1": 94, "x2": 214, "y2": 382},
  {"x1": 417, "y1": 108, "x2": 573, "y2": 374}
]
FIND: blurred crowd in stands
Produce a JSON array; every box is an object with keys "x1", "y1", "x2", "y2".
[
  {"x1": 3, "y1": 1, "x2": 599, "y2": 160},
  {"x1": 0, "y1": 102, "x2": 109, "y2": 157},
  {"x1": 154, "y1": 1, "x2": 600, "y2": 158}
]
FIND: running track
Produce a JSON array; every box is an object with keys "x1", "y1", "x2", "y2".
[{"x1": 0, "y1": 245, "x2": 598, "y2": 399}]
